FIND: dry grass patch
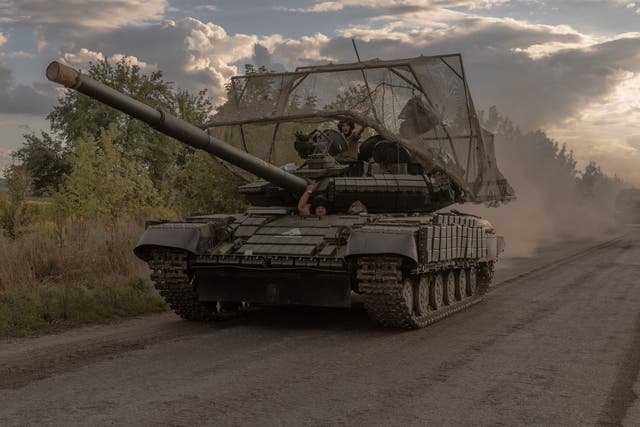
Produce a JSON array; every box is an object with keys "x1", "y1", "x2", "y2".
[{"x1": 0, "y1": 220, "x2": 166, "y2": 336}]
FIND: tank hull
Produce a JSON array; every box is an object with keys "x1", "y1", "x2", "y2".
[{"x1": 138, "y1": 210, "x2": 501, "y2": 327}]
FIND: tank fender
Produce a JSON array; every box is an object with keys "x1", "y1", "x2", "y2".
[
  {"x1": 483, "y1": 234, "x2": 506, "y2": 262},
  {"x1": 497, "y1": 235, "x2": 506, "y2": 254},
  {"x1": 345, "y1": 228, "x2": 418, "y2": 263},
  {"x1": 134, "y1": 222, "x2": 212, "y2": 261}
]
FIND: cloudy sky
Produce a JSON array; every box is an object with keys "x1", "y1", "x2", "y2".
[{"x1": 0, "y1": 0, "x2": 639, "y2": 183}]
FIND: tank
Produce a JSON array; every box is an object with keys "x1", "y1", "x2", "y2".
[{"x1": 46, "y1": 54, "x2": 515, "y2": 328}]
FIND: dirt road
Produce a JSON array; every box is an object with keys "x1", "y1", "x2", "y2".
[{"x1": 1, "y1": 230, "x2": 639, "y2": 426}]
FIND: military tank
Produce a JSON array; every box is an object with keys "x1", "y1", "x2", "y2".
[{"x1": 46, "y1": 53, "x2": 514, "y2": 328}]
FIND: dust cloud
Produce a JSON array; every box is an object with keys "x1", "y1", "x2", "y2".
[{"x1": 452, "y1": 127, "x2": 622, "y2": 257}]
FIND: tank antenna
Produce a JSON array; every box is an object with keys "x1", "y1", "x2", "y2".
[
  {"x1": 351, "y1": 39, "x2": 380, "y2": 124},
  {"x1": 351, "y1": 38, "x2": 362, "y2": 62}
]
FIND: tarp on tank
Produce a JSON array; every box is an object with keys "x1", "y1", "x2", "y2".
[{"x1": 206, "y1": 54, "x2": 515, "y2": 204}]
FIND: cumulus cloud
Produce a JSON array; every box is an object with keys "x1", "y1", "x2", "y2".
[
  {"x1": 61, "y1": 48, "x2": 157, "y2": 71},
  {"x1": 56, "y1": 19, "x2": 282, "y2": 104},
  {"x1": 182, "y1": 22, "x2": 260, "y2": 100},
  {"x1": 271, "y1": 34, "x2": 335, "y2": 65}
]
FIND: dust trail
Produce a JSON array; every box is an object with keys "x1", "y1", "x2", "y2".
[{"x1": 451, "y1": 123, "x2": 621, "y2": 257}]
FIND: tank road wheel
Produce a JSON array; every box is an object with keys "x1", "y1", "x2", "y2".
[
  {"x1": 456, "y1": 269, "x2": 467, "y2": 301},
  {"x1": 443, "y1": 270, "x2": 456, "y2": 305},
  {"x1": 466, "y1": 267, "x2": 478, "y2": 297},
  {"x1": 358, "y1": 256, "x2": 487, "y2": 329},
  {"x1": 414, "y1": 275, "x2": 431, "y2": 316},
  {"x1": 430, "y1": 273, "x2": 444, "y2": 310},
  {"x1": 401, "y1": 278, "x2": 414, "y2": 314}
]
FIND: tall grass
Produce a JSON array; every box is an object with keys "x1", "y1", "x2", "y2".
[{"x1": 0, "y1": 220, "x2": 165, "y2": 336}]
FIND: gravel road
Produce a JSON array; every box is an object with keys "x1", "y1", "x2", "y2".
[{"x1": 1, "y1": 230, "x2": 639, "y2": 426}]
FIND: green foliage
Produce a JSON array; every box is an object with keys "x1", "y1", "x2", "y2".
[
  {"x1": 51, "y1": 124, "x2": 160, "y2": 224},
  {"x1": 49, "y1": 58, "x2": 184, "y2": 188},
  {"x1": 0, "y1": 278, "x2": 165, "y2": 337},
  {"x1": 44, "y1": 57, "x2": 220, "y2": 198},
  {"x1": 172, "y1": 151, "x2": 246, "y2": 215},
  {"x1": 49, "y1": 58, "x2": 174, "y2": 145},
  {"x1": 0, "y1": 165, "x2": 32, "y2": 239},
  {"x1": 244, "y1": 64, "x2": 268, "y2": 75},
  {"x1": 11, "y1": 132, "x2": 70, "y2": 196}
]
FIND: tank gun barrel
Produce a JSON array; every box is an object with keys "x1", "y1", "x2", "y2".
[{"x1": 45, "y1": 61, "x2": 308, "y2": 194}]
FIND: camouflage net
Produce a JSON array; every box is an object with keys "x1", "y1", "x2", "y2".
[{"x1": 206, "y1": 54, "x2": 515, "y2": 204}]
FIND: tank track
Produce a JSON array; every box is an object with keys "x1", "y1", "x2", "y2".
[
  {"x1": 358, "y1": 255, "x2": 492, "y2": 329},
  {"x1": 148, "y1": 248, "x2": 241, "y2": 321}
]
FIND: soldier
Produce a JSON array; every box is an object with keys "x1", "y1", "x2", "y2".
[
  {"x1": 298, "y1": 180, "x2": 327, "y2": 217},
  {"x1": 338, "y1": 119, "x2": 363, "y2": 160}
]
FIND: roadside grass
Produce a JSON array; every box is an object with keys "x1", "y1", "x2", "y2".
[
  {"x1": 0, "y1": 219, "x2": 168, "y2": 338},
  {"x1": 0, "y1": 276, "x2": 165, "y2": 337}
]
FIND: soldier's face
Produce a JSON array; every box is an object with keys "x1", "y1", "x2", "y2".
[
  {"x1": 340, "y1": 123, "x2": 350, "y2": 134},
  {"x1": 315, "y1": 206, "x2": 327, "y2": 217}
]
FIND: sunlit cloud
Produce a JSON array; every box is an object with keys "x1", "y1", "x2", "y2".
[
  {"x1": 60, "y1": 48, "x2": 157, "y2": 71},
  {"x1": 547, "y1": 73, "x2": 640, "y2": 184}
]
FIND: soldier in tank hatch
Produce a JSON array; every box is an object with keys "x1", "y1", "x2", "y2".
[
  {"x1": 293, "y1": 120, "x2": 363, "y2": 161},
  {"x1": 338, "y1": 119, "x2": 363, "y2": 160},
  {"x1": 298, "y1": 180, "x2": 327, "y2": 217}
]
